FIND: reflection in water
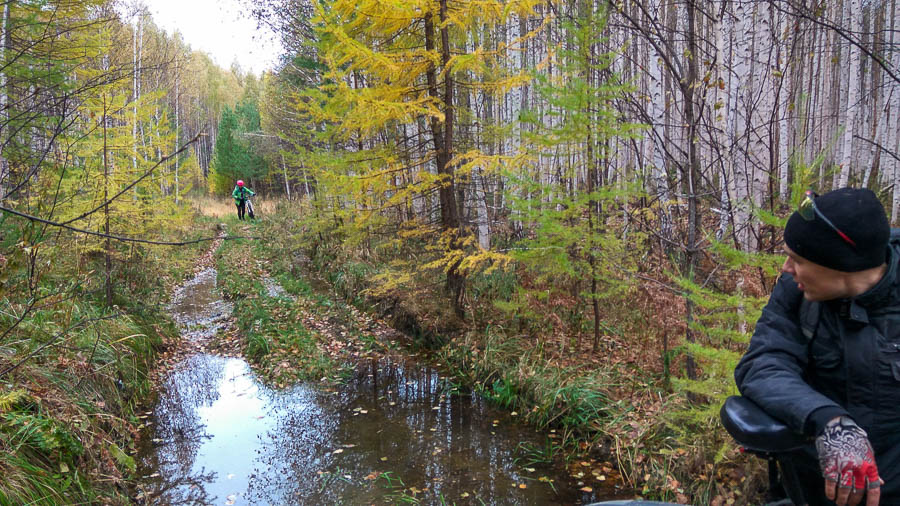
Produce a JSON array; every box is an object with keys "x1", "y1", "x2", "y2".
[
  {"x1": 169, "y1": 268, "x2": 232, "y2": 341},
  {"x1": 139, "y1": 269, "x2": 622, "y2": 504},
  {"x1": 139, "y1": 355, "x2": 609, "y2": 504},
  {"x1": 138, "y1": 355, "x2": 224, "y2": 504}
]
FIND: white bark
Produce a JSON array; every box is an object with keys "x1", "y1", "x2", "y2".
[
  {"x1": 132, "y1": 11, "x2": 143, "y2": 175},
  {"x1": 646, "y1": 1, "x2": 668, "y2": 199},
  {"x1": 776, "y1": 7, "x2": 793, "y2": 200},
  {"x1": 0, "y1": 0, "x2": 10, "y2": 201},
  {"x1": 887, "y1": 0, "x2": 900, "y2": 222},
  {"x1": 747, "y1": 2, "x2": 774, "y2": 249},
  {"x1": 475, "y1": 169, "x2": 491, "y2": 249},
  {"x1": 281, "y1": 153, "x2": 291, "y2": 201},
  {"x1": 730, "y1": 0, "x2": 753, "y2": 249},
  {"x1": 174, "y1": 57, "x2": 180, "y2": 203},
  {"x1": 837, "y1": 0, "x2": 861, "y2": 187},
  {"x1": 714, "y1": 7, "x2": 733, "y2": 240}
]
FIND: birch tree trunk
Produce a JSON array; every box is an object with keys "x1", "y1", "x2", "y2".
[
  {"x1": 778, "y1": 10, "x2": 799, "y2": 200},
  {"x1": 887, "y1": 0, "x2": 900, "y2": 222},
  {"x1": 837, "y1": 0, "x2": 861, "y2": 187},
  {"x1": 0, "y1": 0, "x2": 10, "y2": 202},
  {"x1": 281, "y1": 152, "x2": 291, "y2": 201},
  {"x1": 730, "y1": 0, "x2": 753, "y2": 250},
  {"x1": 132, "y1": 11, "x2": 142, "y2": 177},
  {"x1": 646, "y1": 0, "x2": 671, "y2": 243},
  {"x1": 475, "y1": 169, "x2": 490, "y2": 249},
  {"x1": 713, "y1": 4, "x2": 733, "y2": 240},
  {"x1": 174, "y1": 57, "x2": 180, "y2": 203}
]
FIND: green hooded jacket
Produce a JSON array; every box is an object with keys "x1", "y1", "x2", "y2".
[{"x1": 232, "y1": 185, "x2": 255, "y2": 205}]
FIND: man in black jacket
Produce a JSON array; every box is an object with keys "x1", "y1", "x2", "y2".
[{"x1": 735, "y1": 188, "x2": 898, "y2": 506}]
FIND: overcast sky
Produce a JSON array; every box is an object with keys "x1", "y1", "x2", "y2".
[{"x1": 141, "y1": 0, "x2": 282, "y2": 75}]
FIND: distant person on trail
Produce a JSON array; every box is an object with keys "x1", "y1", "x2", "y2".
[
  {"x1": 735, "y1": 188, "x2": 900, "y2": 506},
  {"x1": 232, "y1": 180, "x2": 254, "y2": 220}
]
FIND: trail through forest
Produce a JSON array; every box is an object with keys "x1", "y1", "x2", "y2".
[
  {"x1": 8, "y1": 0, "x2": 895, "y2": 501},
  {"x1": 133, "y1": 231, "x2": 631, "y2": 505}
]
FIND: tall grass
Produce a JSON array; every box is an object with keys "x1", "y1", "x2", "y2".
[
  {"x1": 439, "y1": 329, "x2": 617, "y2": 439},
  {"x1": 191, "y1": 194, "x2": 279, "y2": 220},
  {"x1": 0, "y1": 202, "x2": 204, "y2": 503},
  {"x1": 192, "y1": 195, "x2": 236, "y2": 218},
  {"x1": 0, "y1": 301, "x2": 164, "y2": 504}
]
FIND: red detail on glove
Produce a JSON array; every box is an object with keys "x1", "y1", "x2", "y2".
[{"x1": 855, "y1": 460, "x2": 880, "y2": 490}]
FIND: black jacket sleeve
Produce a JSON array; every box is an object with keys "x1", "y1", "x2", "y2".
[{"x1": 734, "y1": 273, "x2": 849, "y2": 436}]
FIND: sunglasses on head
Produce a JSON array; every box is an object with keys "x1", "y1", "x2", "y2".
[{"x1": 798, "y1": 190, "x2": 857, "y2": 249}]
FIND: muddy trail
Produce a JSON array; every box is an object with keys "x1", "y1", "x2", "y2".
[{"x1": 134, "y1": 241, "x2": 631, "y2": 505}]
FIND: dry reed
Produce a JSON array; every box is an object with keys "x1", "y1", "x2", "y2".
[{"x1": 190, "y1": 195, "x2": 281, "y2": 219}]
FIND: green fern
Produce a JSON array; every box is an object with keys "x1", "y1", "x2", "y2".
[
  {"x1": 0, "y1": 390, "x2": 29, "y2": 414},
  {"x1": 108, "y1": 442, "x2": 136, "y2": 474}
]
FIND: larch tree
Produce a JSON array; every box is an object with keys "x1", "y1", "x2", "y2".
[
  {"x1": 299, "y1": 0, "x2": 542, "y2": 316},
  {"x1": 507, "y1": 1, "x2": 644, "y2": 351}
]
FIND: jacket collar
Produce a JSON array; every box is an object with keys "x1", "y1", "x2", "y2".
[
  {"x1": 833, "y1": 244, "x2": 899, "y2": 323},
  {"x1": 854, "y1": 244, "x2": 897, "y2": 308}
]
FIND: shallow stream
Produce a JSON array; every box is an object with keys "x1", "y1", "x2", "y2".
[{"x1": 136, "y1": 269, "x2": 628, "y2": 504}]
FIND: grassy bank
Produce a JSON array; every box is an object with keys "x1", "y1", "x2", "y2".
[
  {"x1": 214, "y1": 220, "x2": 348, "y2": 386},
  {"x1": 214, "y1": 212, "x2": 418, "y2": 390},
  {"x1": 0, "y1": 209, "x2": 218, "y2": 504}
]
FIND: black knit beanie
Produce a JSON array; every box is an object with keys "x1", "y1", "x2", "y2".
[{"x1": 783, "y1": 188, "x2": 889, "y2": 272}]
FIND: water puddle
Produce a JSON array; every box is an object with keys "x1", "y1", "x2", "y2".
[
  {"x1": 169, "y1": 268, "x2": 232, "y2": 340},
  {"x1": 137, "y1": 270, "x2": 627, "y2": 504},
  {"x1": 262, "y1": 277, "x2": 290, "y2": 299}
]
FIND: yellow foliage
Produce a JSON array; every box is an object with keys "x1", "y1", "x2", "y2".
[
  {"x1": 452, "y1": 150, "x2": 534, "y2": 178},
  {"x1": 458, "y1": 248, "x2": 514, "y2": 276},
  {"x1": 364, "y1": 268, "x2": 415, "y2": 298},
  {"x1": 419, "y1": 229, "x2": 511, "y2": 277},
  {"x1": 294, "y1": 0, "x2": 553, "y2": 300},
  {"x1": 0, "y1": 390, "x2": 29, "y2": 414}
]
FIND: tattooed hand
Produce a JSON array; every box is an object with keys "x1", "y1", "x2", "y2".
[{"x1": 816, "y1": 416, "x2": 882, "y2": 506}]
